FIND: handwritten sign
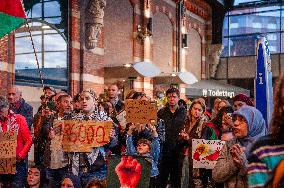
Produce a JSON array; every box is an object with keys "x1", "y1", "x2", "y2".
[
  {"x1": 125, "y1": 100, "x2": 157, "y2": 124},
  {"x1": 192, "y1": 139, "x2": 225, "y2": 169},
  {"x1": 0, "y1": 131, "x2": 17, "y2": 174},
  {"x1": 53, "y1": 120, "x2": 112, "y2": 152}
]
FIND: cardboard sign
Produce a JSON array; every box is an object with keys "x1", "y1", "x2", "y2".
[
  {"x1": 0, "y1": 131, "x2": 17, "y2": 174},
  {"x1": 125, "y1": 100, "x2": 157, "y2": 124},
  {"x1": 52, "y1": 120, "x2": 112, "y2": 152},
  {"x1": 192, "y1": 139, "x2": 225, "y2": 169},
  {"x1": 107, "y1": 155, "x2": 151, "y2": 188}
]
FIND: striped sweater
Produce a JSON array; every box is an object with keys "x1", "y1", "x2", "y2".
[{"x1": 247, "y1": 134, "x2": 284, "y2": 188}]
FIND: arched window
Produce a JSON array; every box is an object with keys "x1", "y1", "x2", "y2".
[{"x1": 15, "y1": 0, "x2": 68, "y2": 89}]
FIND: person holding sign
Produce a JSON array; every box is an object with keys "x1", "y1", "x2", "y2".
[
  {"x1": 41, "y1": 94, "x2": 73, "y2": 188},
  {"x1": 0, "y1": 96, "x2": 33, "y2": 188},
  {"x1": 70, "y1": 90, "x2": 118, "y2": 187},
  {"x1": 126, "y1": 123, "x2": 160, "y2": 188}
]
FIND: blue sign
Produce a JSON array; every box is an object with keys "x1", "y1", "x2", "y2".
[{"x1": 255, "y1": 37, "x2": 273, "y2": 126}]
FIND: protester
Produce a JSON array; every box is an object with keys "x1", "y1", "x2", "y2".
[
  {"x1": 108, "y1": 83, "x2": 124, "y2": 113},
  {"x1": 211, "y1": 98, "x2": 221, "y2": 119},
  {"x1": 73, "y1": 93, "x2": 81, "y2": 113},
  {"x1": 126, "y1": 123, "x2": 160, "y2": 188},
  {"x1": 218, "y1": 106, "x2": 235, "y2": 141},
  {"x1": 26, "y1": 166, "x2": 47, "y2": 188},
  {"x1": 42, "y1": 94, "x2": 73, "y2": 188},
  {"x1": 70, "y1": 90, "x2": 118, "y2": 186},
  {"x1": 233, "y1": 93, "x2": 254, "y2": 111},
  {"x1": 158, "y1": 87, "x2": 187, "y2": 188},
  {"x1": 0, "y1": 96, "x2": 33, "y2": 188},
  {"x1": 43, "y1": 86, "x2": 56, "y2": 100},
  {"x1": 85, "y1": 180, "x2": 106, "y2": 188},
  {"x1": 61, "y1": 174, "x2": 82, "y2": 188},
  {"x1": 213, "y1": 106, "x2": 267, "y2": 188},
  {"x1": 7, "y1": 86, "x2": 33, "y2": 129},
  {"x1": 218, "y1": 99, "x2": 230, "y2": 111},
  {"x1": 247, "y1": 73, "x2": 284, "y2": 187}
]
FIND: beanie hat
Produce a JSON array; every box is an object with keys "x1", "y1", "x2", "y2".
[{"x1": 233, "y1": 93, "x2": 254, "y2": 106}]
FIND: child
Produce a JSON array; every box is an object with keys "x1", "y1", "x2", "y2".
[{"x1": 126, "y1": 123, "x2": 160, "y2": 188}]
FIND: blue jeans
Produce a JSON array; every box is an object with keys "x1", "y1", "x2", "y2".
[
  {"x1": 46, "y1": 166, "x2": 68, "y2": 188},
  {"x1": 0, "y1": 159, "x2": 28, "y2": 188}
]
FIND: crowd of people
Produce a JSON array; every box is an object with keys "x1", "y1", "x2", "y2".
[{"x1": 0, "y1": 74, "x2": 284, "y2": 188}]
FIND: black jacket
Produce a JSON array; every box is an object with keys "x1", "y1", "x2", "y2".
[{"x1": 157, "y1": 105, "x2": 187, "y2": 158}]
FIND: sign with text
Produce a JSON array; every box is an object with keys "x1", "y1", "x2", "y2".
[
  {"x1": 192, "y1": 139, "x2": 225, "y2": 169},
  {"x1": 125, "y1": 100, "x2": 157, "y2": 124},
  {"x1": 107, "y1": 155, "x2": 151, "y2": 188},
  {"x1": 53, "y1": 120, "x2": 112, "y2": 152},
  {"x1": 0, "y1": 131, "x2": 17, "y2": 174}
]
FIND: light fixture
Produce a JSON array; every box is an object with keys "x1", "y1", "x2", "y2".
[
  {"x1": 136, "y1": 18, "x2": 153, "y2": 42},
  {"x1": 123, "y1": 63, "x2": 132, "y2": 68},
  {"x1": 171, "y1": 72, "x2": 177, "y2": 77},
  {"x1": 41, "y1": 25, "x2": 51, "y2": 29},
  {"x1": 182, "y1": 34, "x2": 188, "y2": 48}
]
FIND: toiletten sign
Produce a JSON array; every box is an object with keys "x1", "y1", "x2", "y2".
[{"x1": 202, "y1": 89, "x2": 235, "y2": 98}]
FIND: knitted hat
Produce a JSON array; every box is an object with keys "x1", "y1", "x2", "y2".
[{"x1": 233, "y1": 93, "x2": 254, "y2": 106}]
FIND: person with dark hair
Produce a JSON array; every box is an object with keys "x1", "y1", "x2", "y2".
[
  {"x1": 158, "y1": 87, "x2": 187, "y2": 188},
  {"x1": 85, "y1": 180, "x2": 106, "y2": 188},
  {"x1": 217, "y1": 106, "x2": 235, "y2": 141},
  {"x1": 247, "y1": 73, "x2": 284, "y2": 187},
  {"x1": 26, "y1": 166, "x2": 48, "y2": 188},
  {"x1": 73, "y1": 93, "x2": 81, "y2": 113},
  {"x1": 61, "y1": 174, "x2": 82, "y2": 188},
  {"x1": 178, "y1": 99, "x2": 187, "y2": 109},
  {"x1": 0, "y1": 96, "x2": 33, "y2": 188},
  {"x1": 233, "y1": 93, "x2": 254, "y2": 111}
]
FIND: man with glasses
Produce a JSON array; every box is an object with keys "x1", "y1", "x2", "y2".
[{"x1": 157, "y1": 88, "x2": 187, "y2": 188}]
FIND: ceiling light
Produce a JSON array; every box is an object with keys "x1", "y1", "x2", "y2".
[
  {"x1": 42, "y1": 25, "x2": 51, "y2": 29},
  {"x1": 123, "y1": 63, "x2": 132, "y2": 68}
]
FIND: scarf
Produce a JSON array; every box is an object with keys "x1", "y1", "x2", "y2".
[{"x1": 0, "y1": 110, "x2": 19, "y2": 133}]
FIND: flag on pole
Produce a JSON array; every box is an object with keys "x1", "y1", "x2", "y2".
[{"x1": 0, "y1": 0, "x2": 26, "y2": 39}]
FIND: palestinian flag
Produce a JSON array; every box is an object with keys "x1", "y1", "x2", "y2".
[{"x1": 0, "y1": 0, "x2": 26, "y2": 39}]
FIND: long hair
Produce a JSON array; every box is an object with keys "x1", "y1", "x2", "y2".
[
  {"x1": 271, "y1": 73, "x2": 284, "y2": 136},
  {"x1": 188, "y1": 99, "x2": 206, "y2": 121}
]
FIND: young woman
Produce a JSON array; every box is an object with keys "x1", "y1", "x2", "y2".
[{"x1": 26, "y1": 166, "x2": 47, "y2": 188}]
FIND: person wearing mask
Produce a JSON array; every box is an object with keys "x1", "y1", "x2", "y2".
[
  {"x1": 7, "y1": 86, "x2": 33, "y2": 129},
  {"x1": 42, "y1": 94, "x2": 73, "y2": 188},
  {"x1": 247, "y1": 73, "x2": 284, "y2": 188},
  {"x1": 232, "y1": 93, "x2": 254, "y2": 111},
  {"x1": 108, "y1": 83, "x2": 124, "y2": 113},
  {"x1": 158, "y1": 88, "x2": 187, "y2": 188},
  {"x1": 0, "y1": 96, "x2": 33, "y2": 188},
  {"x1": 212, "y1": 106, "x2": 267, "y2": 188}
]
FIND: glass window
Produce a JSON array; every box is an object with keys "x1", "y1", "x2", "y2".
[
  {"x1": 229, "y1": 35, "x2": 257, "y2": 56},
  {"x1": 44, "y1": 1, "x2": 61, "y2": 17},
  {"x1": 14, "y1": 21, "x2": 67, "y2": 88}
]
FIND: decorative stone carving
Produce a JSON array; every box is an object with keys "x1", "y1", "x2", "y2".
[
  {"x1": 85, "y1": 0, "x2": 106, "y2": 49},
  {"x1": 208, "y1": 44, "x2": 224, "y2": 78}
]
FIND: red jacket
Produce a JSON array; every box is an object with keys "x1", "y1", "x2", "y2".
[{"x1": 0, "y1": 114, "x2": 33, "y2": 159}]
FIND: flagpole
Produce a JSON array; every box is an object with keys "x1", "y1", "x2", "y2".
[{"x1": 20, "y1": 0, "x2": 45, "y2": 88}]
